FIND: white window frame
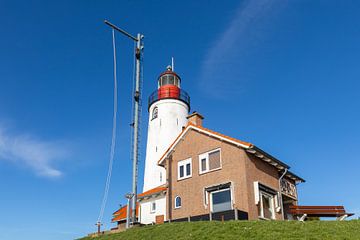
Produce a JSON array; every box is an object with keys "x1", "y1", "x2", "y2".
[
  {"x1": 150, "y1": 201, "x2": 156, "y2": 213},
  {"x1": 259, "y1": 191, "x2": 275, "y2": 220},
  {"x1": 254, "y1": 182, "x2": 278, "y2": 220},
  {"x1": 174, "y1": 196, "x2": 181, "y2": 209},
  {"x1": 199, "y1": 148, "x2": 222, "y2": 174},
  {"x1": 209, "y1": 187, "x2": 233, "y2": 213},
  {"x1": 177, "y1": 158, "x2": 192, "y2": 180}
]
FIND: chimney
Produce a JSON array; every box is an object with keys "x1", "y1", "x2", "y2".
[{"x1": 186, "y1": 111, "x2": 204, "y2": 127}]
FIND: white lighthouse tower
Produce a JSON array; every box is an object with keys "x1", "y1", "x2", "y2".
[{"x1": 143, "y1": 65, "x2": 190, "y2": 191}]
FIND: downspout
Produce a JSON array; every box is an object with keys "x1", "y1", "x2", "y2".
[
  {"x1": 278, "y1": 168, "x2": 288, "y2": 220},
  {"x1": 166, "y1": 156, "x2": 172, "y2": 221}
]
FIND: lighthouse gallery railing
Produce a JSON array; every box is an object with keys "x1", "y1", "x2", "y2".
[{"x1": 148, "y1": 88, "x2": 190, "y2": 110}]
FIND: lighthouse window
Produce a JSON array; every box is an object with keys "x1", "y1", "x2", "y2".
[
  {"x1": 161, "y1": 75, "x2": 170, "y2": 86},
  {"x1": 151, "y1": 107, "x2": 158, "y2": 120},
  {"x1": 168, "y1": 75, "x2": 175, "y2": 85},
  {"x1": 178, "y1": 158, "x2": 192, "y2": 180}
]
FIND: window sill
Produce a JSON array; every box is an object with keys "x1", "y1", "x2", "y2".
[
  {"x1": 177, "y1": 175, "x2": 192, "y2": 181},
  {"x1": 199, "y1": 167, "x2": 222, "y2": 175},
  {"x1": 258, "y1": 216, "x2": 275, "y2": 221}
]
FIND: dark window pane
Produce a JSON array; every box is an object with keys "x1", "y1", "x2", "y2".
[
  {"x1": 209, "y1": 150, "x2": 221, "y2": 170},
  {"x1": 179, "y1": 165, "x2": 184, "y2": 178},
  {"x1": 175, "y1": 197, "x2": 181, "y2": 208},
  {"x1": 212, "y1": 189, "x2": 231, "y2": 212},
  {"x1": 201, "y1": 158, "x2": 207, "y2": 172},
  {"x1": 186, "y1": 163, "x2": 191, "y2": 176}
]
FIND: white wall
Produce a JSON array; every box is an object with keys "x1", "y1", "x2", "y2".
[
  {"x1": 143, "y1": 99, "x2": 189, "y2": 191},
  {"x1": 139, "y1": 195, "x2": 167, "y2": 224}
]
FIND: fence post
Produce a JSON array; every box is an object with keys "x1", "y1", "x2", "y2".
[
  {"x1": 209, "y1": 212, "x2": 212, "y2": 221},
  {"x1": 188, "y1": 216, "x2": 191, "y2": 222},
  {"x1": 234, "y1": 208, "x2": 238, "y2": 220}
]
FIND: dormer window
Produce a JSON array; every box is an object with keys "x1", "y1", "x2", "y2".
[{"x1": 151, "y1": 107, "x2": 158, "y2": 120}]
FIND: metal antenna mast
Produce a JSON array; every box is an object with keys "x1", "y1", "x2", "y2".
[{"x1": 104, "y1": 20, "x2": 144, "y2": 227}]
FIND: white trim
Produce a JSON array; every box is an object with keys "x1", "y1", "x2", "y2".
[
  {"x1": 177, "y1": 158, "x2": 192, "y2": 180},
  {"x1": 254, "y1": 181, "x2": 260, "y2": 205},
  {"x1": 258, "y1": 191, "x2": 275, "y2": 220},
  {"x1": 158, "y1": 125, "x2": 250, "y2": 165}
]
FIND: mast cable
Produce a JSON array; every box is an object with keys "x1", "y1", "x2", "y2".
[{"x1": 97, "y1": 28, "x2": 118, "y2": 224}]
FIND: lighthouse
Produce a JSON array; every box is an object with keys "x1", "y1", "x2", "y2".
[{"x1": 143, "y1": 65, "x2": 190, "y2": 191}]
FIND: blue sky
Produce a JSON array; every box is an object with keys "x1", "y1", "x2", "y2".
[{"x1": 1, "y1": 0, "x2": 360, "y2": 239}]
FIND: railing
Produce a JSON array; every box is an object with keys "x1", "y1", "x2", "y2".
[{"x1": 148, "y1": 88, "x2": 190, "y2": 110}]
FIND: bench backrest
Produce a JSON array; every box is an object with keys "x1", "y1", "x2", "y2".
[{"x1": 289, "y1": 206, "x2": 346, "y2": 215}]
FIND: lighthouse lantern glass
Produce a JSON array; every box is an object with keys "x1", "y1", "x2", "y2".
[{"x1": 159, "y1": 74, "x2": 180, "y2": 88}]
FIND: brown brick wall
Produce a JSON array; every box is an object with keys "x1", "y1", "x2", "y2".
[
  {"x1": 163, "y1": 128, "x2": 291, "y2": 221},
  {"x1": 244, "y1": 154, "x2": 282, "y2": 220}
]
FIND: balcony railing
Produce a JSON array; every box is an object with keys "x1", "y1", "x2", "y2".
[{"x1": 148, "y1": 88, "x2": 190, "y2": 110}]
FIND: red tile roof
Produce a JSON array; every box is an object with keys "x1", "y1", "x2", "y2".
[
  {"x1": 112, "y1": 186, "x2": 167, "y2": 222},
  {"x1": 138, "y1": 185, "x2": 167, "y2": 198},
  {"x1": 112, "y1": 203, "x2": 139, "y2": 222}
]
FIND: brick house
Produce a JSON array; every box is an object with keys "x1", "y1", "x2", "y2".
[
  {"x1": 156, "y1": 112, "x2": 304, "y2": 221},
  {"x1": 112, "y1": 112, "x2": 304, "y2": 226}
]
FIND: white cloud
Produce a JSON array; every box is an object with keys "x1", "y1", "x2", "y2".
[
  {"x1": 0, "y1": 126, "x2": 66, "y2": 178},
  {"x1": 200, "y1": 0, "x2": 282, "y2": 98}
]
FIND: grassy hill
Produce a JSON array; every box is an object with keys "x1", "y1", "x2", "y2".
[{"x1": 80, "y1": 220, "x2": 360, "y2": 240}]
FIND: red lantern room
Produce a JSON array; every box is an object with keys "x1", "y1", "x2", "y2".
[
  {"x1": 148, "y1": 65, "x2": 190, "y2": 110},
  {"x1": 157, "y1": 65, "x2": 181, "y2": 98}
]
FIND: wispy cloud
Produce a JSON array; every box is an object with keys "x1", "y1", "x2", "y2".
[
  {"x1": 0, "y1": 126, "x2": 66, "y2": 178},
  {"x1": 200, "y1": 0, "x2": 282, "y2": 98}
]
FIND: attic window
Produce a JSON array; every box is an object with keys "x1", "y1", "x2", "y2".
[{"x1": 199, "y1": 148, "x2": 222, "y2": 174}]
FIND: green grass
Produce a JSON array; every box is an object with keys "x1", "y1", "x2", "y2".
[{"x1": 79, "y1": 220, "x2": 360, "y2": 240}]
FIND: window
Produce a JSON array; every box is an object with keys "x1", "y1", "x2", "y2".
[
  {"x1": 150, "y1": 201, "x2": 156, "y2": 213},
  {"x1": 199, "y1": 149, "x2": 221, "y2": 174},
  {"x1": 211, "y1": 188, "x2": 232, "y2": 213},
  {"x1": 175, "y1": 196, "x2": 181, "y2": 208},
  {"x1": 151, "y1": 107, "x2": 158, "y2": 120},
  {"x1": 254, "y1": 182, "x2": 278, "y2": 220},
  {"x1": 178, "y1": 158, "x2": 192, "y2": 180}
]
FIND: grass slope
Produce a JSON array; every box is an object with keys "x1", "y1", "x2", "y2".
[{"x1": 80, "y1": 220, "x2": 360, "y2": 240}]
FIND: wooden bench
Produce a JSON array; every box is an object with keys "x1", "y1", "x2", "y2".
[{"x1": 289, "y1": 205, "x2": 354, "y2": 221}]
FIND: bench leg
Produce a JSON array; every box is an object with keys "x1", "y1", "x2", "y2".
[
  {"x1": 337, "y1": 215, "x2": 348, "y2": 221},
  {"x1": 297, "y1": 214, "x2": 307, "y2": 221}
]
